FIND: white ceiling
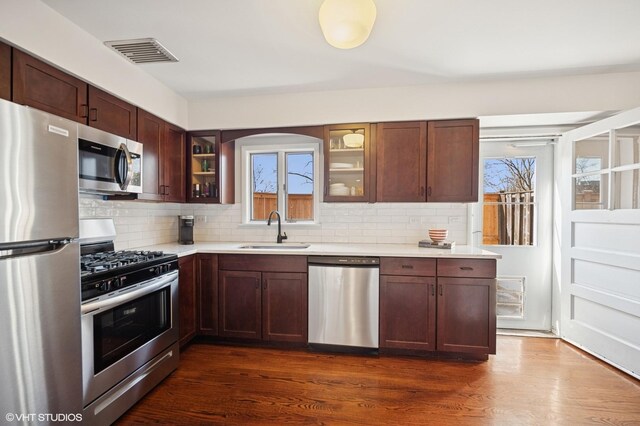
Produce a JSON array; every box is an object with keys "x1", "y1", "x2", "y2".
[{"x1": 42, "y1": 0, "x2": 640, "y2": 101}]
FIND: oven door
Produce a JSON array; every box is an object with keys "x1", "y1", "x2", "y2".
[{"x1": 81, "y1": 271, "x2": 179, "y2": 407}]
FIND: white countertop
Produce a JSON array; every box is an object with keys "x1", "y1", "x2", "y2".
[{"x1": 137, "y1": 242, "x2": 501, "y2": 259}]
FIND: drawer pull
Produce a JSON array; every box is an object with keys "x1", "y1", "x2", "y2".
[
  {"x1": 401, "y1": 265, "x2": 414, "y2": 269},
  {"x1": 460, "y1": 266, "x2": 473, "y2": 271}
]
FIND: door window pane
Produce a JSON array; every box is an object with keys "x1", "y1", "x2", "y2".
[
  {"x1": 483, "y1": 158, "x2": 535, "y2": 246},
  {"x1": 615, "y1": 124, "x2": 640, "y2": 167},
  {"x1": 251, "y1": 153, "x2": 277, "y2": 221},
  {"x1": 614, "y1": 169, "x2": 640, "y2": 209},
  {"x1": 286, "y1": 152, "x2": 314, "y2": 221},
  {"x1": 574, "y1": 173, "x2": 608, "y2": 210},
  {"x1": 575, "y1": 133, "x2": 609, "y2": 173}
]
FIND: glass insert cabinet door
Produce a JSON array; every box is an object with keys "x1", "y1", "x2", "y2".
[{"x1": 323, "y1": 123, "x2": 371, "y2": 202}]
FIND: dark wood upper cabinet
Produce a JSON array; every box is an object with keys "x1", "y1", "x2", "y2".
[
  {"x1": 178, "y1": 255, "x2": 197, "y2": 348},
  {"x1": 187, "y1": 131, "x2": 235, "y2": 204},
  {"x1": 88, "y1": 86, "x2": 137, "y2": 139},
  {"x1": 0, "y1": 41, "x2": 10, "y2": 100},
  {"x1": 136, "y1": 108, "x2": 164, "y2": 201},
  {"x1": 137, "y1": 109, "x2": 187, "y2": 202},
  {"x1": 12, "y1": 49, "x2": 88, "y2": 123},
  {"x1": 162, "y1": 123, "x2": 187, "y2": 203},
  {"x1": 376, "y1": 121, "x2": 427, "y2": 202},
  {"x1": 427, "y1": 119, "x2": 479, "y2": 202}
]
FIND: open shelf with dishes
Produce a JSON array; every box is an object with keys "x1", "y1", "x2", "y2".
[
  {"x1": 323, "y1": 123, "x2": 371, "y2": 202},
  {"x1": 186, "y1": 130, "x2": 235, "y2": 204}
]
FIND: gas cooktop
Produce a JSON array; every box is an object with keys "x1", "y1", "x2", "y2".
[{"x1": 81, "y1": 250, "x2": 168, "y2": 277}]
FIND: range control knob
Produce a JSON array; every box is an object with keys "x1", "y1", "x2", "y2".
[{"x1": 155, "y1": 266, "x2": 162, "y2": 276}]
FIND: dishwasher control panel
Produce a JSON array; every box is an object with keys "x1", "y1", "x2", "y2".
[{"x1": 308, "y1": 256, "x2": 379, "y2": 266}]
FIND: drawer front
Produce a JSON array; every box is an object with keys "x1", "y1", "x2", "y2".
[
  {"x1": 437, "y1": 259, "x2": 496, "y2": 278},
  {"x1": 219, "y1": 254, "x2": 307, "y2": 273},
  {"x1": 380, "y1": 257, "x2": 436, "y2": 277}
]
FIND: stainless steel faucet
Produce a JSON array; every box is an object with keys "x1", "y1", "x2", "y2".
[{"x1": 267, "y1": 210, "x2": 288, "y2": 243}]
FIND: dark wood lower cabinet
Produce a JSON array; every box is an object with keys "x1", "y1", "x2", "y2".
[
  {"x1": 219, "y1": 270, "x2": 262, "y2": 340},
  {"x1": 380, "y1": 275, "x2": 436, "y2": 350},
  {"x1": 178, "y1": 255, "x2": 197, "y2": 347},
  {"x1": 437, "y1": 277, "x2": 496, "y2": 354},
  {"x1": 197, "y1": 254, "x2": 218, "y2": 336},
  {"x1": 262, "y1": 272, "x2": 307, "y2": 343},
  {"x1": 380, "y1": 257, "x2": 497, "y2": 357}
]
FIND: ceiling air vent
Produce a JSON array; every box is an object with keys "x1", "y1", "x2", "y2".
[{"x1": 104, "y1": 38, "x2": 179, "y2": 64}]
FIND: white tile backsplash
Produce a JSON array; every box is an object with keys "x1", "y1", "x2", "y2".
[{"x1": 79, "y1": 196, "x2": 469, "y2": 249}]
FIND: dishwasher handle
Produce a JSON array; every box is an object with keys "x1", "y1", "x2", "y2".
[{"x1": 308, "y1": 256, "x2": 379, "y2": 266}]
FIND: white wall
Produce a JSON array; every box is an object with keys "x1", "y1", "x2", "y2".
[
  {"x1": 0, "y1": 0, "x2": 188, "y2": 128},
  {"x1": 188, "y1": 71, "x2": 640, "y2": 130}
]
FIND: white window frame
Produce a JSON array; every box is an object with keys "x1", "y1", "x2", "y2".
[{"x1": 241, "y1": 142, "x2": 321, "y2": 226}]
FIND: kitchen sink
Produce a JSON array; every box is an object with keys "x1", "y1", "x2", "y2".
[{"x1": 239, "y1": 243, "x2": 311, "y2": 250}]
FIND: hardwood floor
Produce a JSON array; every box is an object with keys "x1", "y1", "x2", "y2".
[{"x1": 116, "y1": 336, "x2": 640, "y2": 425}]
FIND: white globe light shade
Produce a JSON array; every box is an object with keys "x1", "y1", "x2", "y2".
[{"x1": 319, "y1": 0, "x2": 377, "y2": 49}]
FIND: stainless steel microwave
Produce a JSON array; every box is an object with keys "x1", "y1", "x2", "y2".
[{"x1": 78, "y1": 125, "x2": 142, "y2": 194}]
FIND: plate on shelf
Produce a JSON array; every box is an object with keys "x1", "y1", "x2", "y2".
[
  {"x1": 329, "y1": 162, "x2": 353, "y2": 169},
  {"x1": 329, "y1": 187, "x2": 350, "y2": 196}
]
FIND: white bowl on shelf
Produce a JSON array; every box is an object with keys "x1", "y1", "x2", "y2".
[
  {"x1": 329, "y1": 187, "x2": 350, "y2": 196},
  {"x1": 343, "y1": 133, "x2": 364, "y2": 148},
  {"x1": 330, "y1": 183, "x2": 345, "y2": 188}
]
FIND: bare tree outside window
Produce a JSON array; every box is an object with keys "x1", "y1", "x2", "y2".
[{"x1": 483, "y1": 158, "x2": 536, "y2": 246}]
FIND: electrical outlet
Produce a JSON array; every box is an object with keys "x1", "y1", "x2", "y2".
[
  {"x1": 449, "y1": 216, "x2": 462, "y2": 223},
  {"x1": 195, "y1": 215, "x2": 207, "y2": 224},
  {"x1": 409, "y1": 217, "x2": 419, "y2": 224}
]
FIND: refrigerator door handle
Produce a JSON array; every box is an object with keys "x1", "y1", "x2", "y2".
[{"x1": 0, "y1": 238, "x2": 74, "y2": 259}]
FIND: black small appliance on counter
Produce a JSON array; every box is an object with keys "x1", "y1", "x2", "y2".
[{"x1": 179, "y1": 215, "x2": 194, "y2": 245}]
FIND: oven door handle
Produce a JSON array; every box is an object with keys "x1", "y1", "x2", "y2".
[{"x1": 81, "y1": 271, "x2": 178, "y2": 315}]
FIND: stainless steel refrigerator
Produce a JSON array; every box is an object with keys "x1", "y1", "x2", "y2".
[{"x1": 0, "y1": 98, "x2": 82, "y2": 419}]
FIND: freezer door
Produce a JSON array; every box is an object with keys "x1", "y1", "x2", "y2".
[
  {"x1": 0, "y1": 99, "x2": 79, "y2": 243},
  {"x1": 0, "y1": 241, "x2": 82, "y2": 416}
]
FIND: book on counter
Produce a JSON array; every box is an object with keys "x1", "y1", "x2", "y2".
[{"x1": 418, "y1": 240, "x2": 455, "y2": 249}]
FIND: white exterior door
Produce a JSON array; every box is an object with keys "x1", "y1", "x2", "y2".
[
  {"x1": 559, "y1": 107, "x2": 640, "y2": 379},
  {"x1": 472, "y1": 142, "x2": 554, "y2": 331}
]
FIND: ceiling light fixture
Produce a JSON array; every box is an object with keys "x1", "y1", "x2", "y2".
[{"x1": 319, "y1": 0, "x2": 377, "y2": 49}]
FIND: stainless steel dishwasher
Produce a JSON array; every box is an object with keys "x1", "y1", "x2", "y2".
[{"x1": 308, "y1": 256, "x2": 380, "y2": 350}]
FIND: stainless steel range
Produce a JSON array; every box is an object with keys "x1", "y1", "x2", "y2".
[{"x1": 80, "y1": 219, "x2": 179, "y2": 426}]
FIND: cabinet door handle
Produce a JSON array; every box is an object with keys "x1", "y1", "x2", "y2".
[
  {"x1": 89, "y1": 108, "x2": 98, "y2": 122},
  {"x1": 439, "y1": 284, "x2": 443, "y2": 296},
  {"x1": 80, "y1": 104, "x2": 89, "y2": 118},
  {"x1": 401, "y1": 265, "x2": 414, "y2": 269},
  {"x1": 324, "y1": 184, "x2": 328, "y2": 196},
  {"x1": 460, "y1": 266, "x2": 473, "y2": 271},
  {"x1": 420, "y1": 186, "x2": 425, "y2": 196},
  {"x1": 431, "y1": 284, "x2": 435, "y2": 297},
  {"x1": 214, "y1": 186, "x2": 219, "y2": 199},
  {"x1": 427, "y1": 186, "x2": 432, "y2": 197},
  {"x1": 164, "y1": 186, "x2": 169, "y2": 196}
]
